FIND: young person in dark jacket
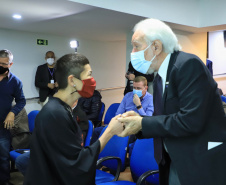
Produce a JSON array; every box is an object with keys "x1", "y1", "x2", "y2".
[{"x1": 77, "y1": 90, "x2": 102, "y2": 127}]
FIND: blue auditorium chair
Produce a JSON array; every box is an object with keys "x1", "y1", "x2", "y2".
[
  {"x1": 97, "y1": 138, "x2": 159, "y2": 185},
  {"x1": 95, "y1": 126, "x2": 129, "y2": 184},
  {"x1": 96, "y1": 102, "x2": 105, "y2": 127},
  {"x1": 103, "y1": 103, "x2": 120, "y2": 125},
  {"x1": 84, "y1": 120, "x2": 94, "y2": 147},
  {"x1": 221, "y1": 95, "x2": 226, "y2": 103}
]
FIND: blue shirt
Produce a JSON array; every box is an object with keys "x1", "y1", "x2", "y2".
[
  {"x1": 0, "y1": 72, "x2": 26, "y2": 123},
  {"x1": 116, "y1": 91, "x2": 154, "y2": 116}
]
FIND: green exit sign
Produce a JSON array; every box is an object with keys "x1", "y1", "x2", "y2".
[{"x1": 37, "y1": 39, "x2": 48, "y2": 45}]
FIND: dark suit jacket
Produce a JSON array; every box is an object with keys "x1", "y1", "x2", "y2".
[
  {"x1": 142, "y1": 51, "x2": 226, "y2": 185},
  {"x1": 35, "y1": 63, "x2": 56, "y2": 102},
  {"x1": 124, "y1": 61, "x2": 154, "y2": 95}
]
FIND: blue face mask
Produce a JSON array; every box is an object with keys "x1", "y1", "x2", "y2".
[
  {"x1": 131, "y1": 44, "x2": 156, "y2": 74},
  {"x1": 133, "y1": 89, "x2": 143, "y2": 98}
]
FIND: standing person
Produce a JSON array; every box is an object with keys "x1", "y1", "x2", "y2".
[
  {"x1": 35, "y1": 51, "x2": 58, "y2": 106},
  {"x1": 24, "y1": 53, "x2": 123, "y2": 185},
  {"x1": 117, "y1": 18, "x2": 226, "y2": 185},
  {"x1": 124, "y1": 61, "x2": 154, "y2": 95},
  {"x1": 0, "y1": 49, "x2": 26, "y2": 185}
]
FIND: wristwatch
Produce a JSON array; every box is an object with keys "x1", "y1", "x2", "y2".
[{"x1": 136, "y1": 105, "x2": 142, "y2": 109}]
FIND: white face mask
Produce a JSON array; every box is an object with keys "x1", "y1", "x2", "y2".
[
  {"x1": 46, "y1": 58, "x2": 54, "y2": 65},
  {"x1": 131, "y1": 44, "x2": 156, "y2": 74}
]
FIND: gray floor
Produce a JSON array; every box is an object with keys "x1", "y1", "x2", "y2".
[{"x1": 10, "y1": 172, "x2": 24, "y2": 185}]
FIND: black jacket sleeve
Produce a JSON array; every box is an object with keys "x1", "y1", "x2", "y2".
[{"x1": 35, "y1": 65, "x2": 49, "y2": 89}]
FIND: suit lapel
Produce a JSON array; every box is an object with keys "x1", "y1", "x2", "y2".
[{"x1": 162, "y1": 51, "x2": 180, "y2": 110}]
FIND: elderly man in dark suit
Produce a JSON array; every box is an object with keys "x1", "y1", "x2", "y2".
[{"x1": 118, "y1": 18, "x2": 226, "y2": 185}]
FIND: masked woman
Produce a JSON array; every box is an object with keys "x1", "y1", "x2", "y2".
[{"x1": 24, "y1": 53, "x2": 123, "y2": 185}]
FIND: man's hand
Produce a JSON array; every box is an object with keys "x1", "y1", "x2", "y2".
[
  {"x1": 121, "y1": 111, "x2": 140, "y2": 118},
  {"x1": 54, "y1": 82, "x2": 58, "y2": 88},
  {"x1": 107, "y1": 115, "x2": 124, "y2": 136},
  {"x1": 117, "y1": 115, "x2": 142, "y2": 137},
  {"x1": 133, "y1": 94, "x2": 141, "y2": 107},
  {"x1": 127, "y1": 73, "x2": 135, "y2": 81},
  {"x1": 47, "y1": 83, "x2": 55, "y2": 89},
  {"x1": 4, "y1": 112, "x2": 15, "y2": 129}
]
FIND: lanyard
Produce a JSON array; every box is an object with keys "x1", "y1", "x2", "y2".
[{"x1": 48, "y1": 68, "x2": 54, "y2": 79}]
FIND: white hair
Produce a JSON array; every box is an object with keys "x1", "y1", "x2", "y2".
[
  {"x1": 0, "y1": 49, "x2": 13, "y2": 63},
  {"x1": 133, "y1": 18, "x2": 181, "y2": 53}
]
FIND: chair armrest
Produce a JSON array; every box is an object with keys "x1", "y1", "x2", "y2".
[
  {"x1": 96, "y1": 156, "x2": 122, "y2": 181},
  {"x1": 136, "y1": 170, "x2": 159, "y2": 185}
]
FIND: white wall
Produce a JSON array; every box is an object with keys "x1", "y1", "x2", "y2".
[
  {"x1": 175, "y1": 30, "x2": 207, "y2": 63},
  {"x1": 208, "y1": 30, "x2": 226, "y2": 94},
  {"x1": 0, "y1": 28, "x2": 126, "y2": 113}
]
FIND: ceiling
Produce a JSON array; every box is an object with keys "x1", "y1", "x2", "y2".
[{"x1": 1, "y1": 0, "x2": 226, "y2": 42}]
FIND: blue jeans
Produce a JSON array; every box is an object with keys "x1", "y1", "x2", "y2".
[
  {"x1": 15, "y1": 151, "x2": 30, "y2": 176},
  {"x1": 0, "y1": 129, "x2": 11, "y2": 182}
]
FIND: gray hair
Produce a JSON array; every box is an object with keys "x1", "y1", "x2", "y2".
[
  {"x1": 133, "y1": 18, "x2": 181, "y2": 53},
  {"x1": 0, "y1": 49, "x2": 13, "y2": 63}
]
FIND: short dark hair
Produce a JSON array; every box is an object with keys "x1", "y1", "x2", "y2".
[
  {"x1": 134, "y1": 76, "x2": 147, "y2": 86},
  {"x1": 45, "y1": 51, "x2": 55, "y2": 58},
  {"x1": 55, "y1": 53, "x2": 89, "y2": 89}
]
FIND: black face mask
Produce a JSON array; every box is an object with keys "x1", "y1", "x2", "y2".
[{"x1": 0, "y1": 66, "x2": 9, "y2": 75}]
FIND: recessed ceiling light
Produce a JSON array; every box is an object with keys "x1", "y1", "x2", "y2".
[{"x1": 12, "y1": 14, "x2": 22, "y2": 19}]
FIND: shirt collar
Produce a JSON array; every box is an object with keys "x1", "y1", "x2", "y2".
[
  {"x1": 140, "y1": 91, "x2": 147, "y2": 101},
  {"x1": 0, "y1": 71, "x2": 11, "y2": 80},
  {"x1": 158, "y1": 54, "x2": 171, "y2": 83}
]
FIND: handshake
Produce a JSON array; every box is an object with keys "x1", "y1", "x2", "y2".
[{"x1": 107, "y1": 111, "x2": 143, "y2": 137}]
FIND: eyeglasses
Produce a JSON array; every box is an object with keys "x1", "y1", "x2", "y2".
[{"x1": 0, "y1": 62, "x2": 9, "y2": 66}]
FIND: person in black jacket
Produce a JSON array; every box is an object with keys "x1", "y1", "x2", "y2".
[
  {"x1": 124, "y1": 61, "x2": 154, "y2": 95},
  {"x1": 35, "y1": 51, "x2": 58, "y2": 106},
  {"x1": 77, "y1": 90, "x2": 102, "y2": 127},
  {"x1": 72, "y1": 100, "x2": 89, "y2": 143}
]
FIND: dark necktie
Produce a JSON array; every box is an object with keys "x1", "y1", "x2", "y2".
[{"x1": 153, "y1": 73, "x2": 164, "y2": 165}]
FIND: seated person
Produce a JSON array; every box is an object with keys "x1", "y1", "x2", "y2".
[
  {"x1": 15, "y1": 151, "x2": 30, "y2": 176},
  {"x1": 72, "y1": 100, "x2": 89, "y2": 143},
  {"x1": 91, "y1": 76, "x2": 154, "y2": 145},
  {"x1": 116, "y1": 76, "x2": 154, "y2": 116},
  {"x1": 24, "y1": 53, "x2": 123, "y2": 185},
  {"x1": 78, "y1": 89, "x2": 102, "y2": 127}
]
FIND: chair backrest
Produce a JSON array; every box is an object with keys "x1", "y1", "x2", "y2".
[
  {"x1": 103, "y1": 103, "x2": 120, "y2": 125},
  {"x1": 27, "y1": 110, "x2": 39, "y2": 133},
  {"x1": 84, "y1": 120, "x2": 94, "y2": 147},
  {"x1": 98, "y1": 102, "x2": 105, "y2": 123},
  {"x1": 221, "y1": 95, "x2": 226, "y2": 103},
  {"x1": 98, "y1": 126, "x2": 129, "y2": 172},
  {"x1": 130, "y1": 138, "x2": 159, "y2": 184}
]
